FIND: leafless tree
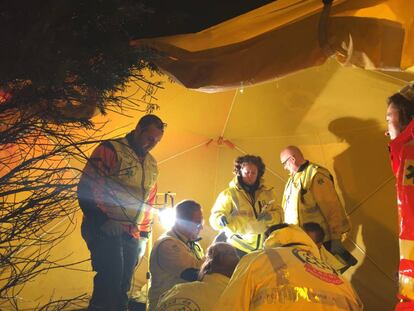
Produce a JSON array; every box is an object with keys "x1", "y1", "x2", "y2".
[{"x1": 0, "y1": 76, "x2": 162, "y2": 310}]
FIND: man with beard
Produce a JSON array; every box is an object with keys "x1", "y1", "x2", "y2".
[{"x1": 77, "y1": 114, "x2": 165, "y2": 311}]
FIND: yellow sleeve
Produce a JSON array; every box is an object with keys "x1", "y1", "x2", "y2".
[
  {"x1": 311, "y1": 173, "x2": 350, "y2": 240},
  {"x1": 209, "y1": 190, "x2": 233, "y2": 231},
  {"x1": 266, "y1": 189, "x2": 284, "y2": 225},
  {"x1": 215, "y1": 254, "x2": 255, "y2": 311},
  {"x1": 156, "y1": 239, "x2": 201, "y2": 276}
]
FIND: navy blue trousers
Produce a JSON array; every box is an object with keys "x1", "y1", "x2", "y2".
[{"x1": 82, "y1": 222, "x2": 147, "y2": 311}]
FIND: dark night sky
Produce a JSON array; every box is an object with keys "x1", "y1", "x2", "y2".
[{"x1": 141, "y1": 0, "x2": 274, "y2": 37}]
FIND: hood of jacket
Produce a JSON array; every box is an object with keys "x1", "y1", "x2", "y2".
[{"x1": 263, "y1": 224, "x2": 321, "y2": 259}]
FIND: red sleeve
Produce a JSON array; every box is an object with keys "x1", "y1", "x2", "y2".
[
  {"x1": 147, "y1": 183, "x2": 158, "y2": 206},
  {"x1": 83, "y1": 143, "x2": 118, "y2": 214}
]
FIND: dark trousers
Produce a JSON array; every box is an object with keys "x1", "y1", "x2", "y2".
[{"x1": 82, "y1": 222, "x2": 147, "y2": 311}]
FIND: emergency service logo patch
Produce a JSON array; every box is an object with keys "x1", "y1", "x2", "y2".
[
  {"x1": 292, "y1": 249, "x2": 343, "y2": 285},
  {"x1": 403, "y1": 161, "x2": 414, "y2": 186},
  {"x1": 158, "y1": 298, "x2": 201, "y2": 311}
]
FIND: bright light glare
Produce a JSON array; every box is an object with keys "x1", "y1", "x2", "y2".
[{"x1": 158, "y1": 208, "x2": 176, "y2": 229}]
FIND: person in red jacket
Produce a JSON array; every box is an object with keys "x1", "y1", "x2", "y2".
[{"x1": 386, "y1": 82, "x2": 414, "y2": 310}]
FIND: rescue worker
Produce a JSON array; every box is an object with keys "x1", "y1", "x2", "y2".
[
  {"x1": 77, "y1": 114, "x2": 165, "y2": 311},
  {"x1": 386, "y1": 82, "x2": 414, "y2": 310},
  {"x1": 148, "y1": 200, "x2": 205, "y2": 310},
  {"x1": 210, "y1": 154, "x2": 283, "y2": 257},
  {"x1": 280, "y1": 146, "x2": 353, "y2": 265},
  {"x1": 155, "y1": 242, "x2": 239, "y2": 311},
  {"x1": 215, "y1": 224, "x2": 363, "y2": 311},
  {"x1": 303, "y1": 222, "x2": 348, "y2": 273}
]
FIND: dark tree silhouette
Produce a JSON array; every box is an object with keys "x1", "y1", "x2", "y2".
[{"x1": 0, "y1": 1, "x2": 162, "y2": 309}]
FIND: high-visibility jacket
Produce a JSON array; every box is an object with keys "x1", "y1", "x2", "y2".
[
  {"x1": 281, "y1": 162, "x2": 350, "y2": 241},
  {"x1": 78, "y1": 134, "x2": 158, "y2": 237},
  {"x1": 148, "y1": 229, "x2": 204, "y2": 310},
  {"x1": 155, "y1": 273, "x2": 229, "y2": 311},
  {"x1": 103, "y1": 137, "x2": 158, "y2": 226},
  {"x1": 210, "y1": 177, "x2": 283, "y2": 253},
  {"x1": 389, "y1": 120, "x2": 414, "y2": 306},
  {"x1": 215, "y1": 225, "x2": 363, "y2": 311}
]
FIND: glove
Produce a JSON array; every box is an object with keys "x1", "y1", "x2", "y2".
[
  {"x1": 100, "y1": 219, "x2": 124, "y2": 236},
  {"x1": 257, "y1": 212, "x2": 272, "y2": 222},
  {"x1": 218, "y1": 215, "x2": 229, "y2": 227}
]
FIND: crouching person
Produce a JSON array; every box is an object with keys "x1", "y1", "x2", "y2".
[
  {"x1": 215, "y1": 224, "x2": 363, "y2": 311},
  {"x1": 147, "y1": 200, "x2": 205, "y2": 310},
  {"x1": 156, "y1": 242, "x2": 239, "y2": 311}
]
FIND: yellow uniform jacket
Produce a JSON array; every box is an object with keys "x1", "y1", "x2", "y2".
[
  {"x1": 282, "y1": 162, "x2": 350, "y2": 241},
  {"x1": 155, "y1": 273, "x2": 229, "y2": 311},
  {"x1": 148, "y1": 229, "x2": 204, "y2": 310},
  {"x1": 210, "y1": 177, "x2": 283, "y2": 253},
  {"x1": 215, "y1": 225, "x2": 362, "y2": 311}
]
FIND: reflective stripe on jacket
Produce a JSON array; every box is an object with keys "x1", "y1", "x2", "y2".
[
  {"x1": 210, "y1": 177, "x2": 283, "y2": 253},
  {"x1": 282, "y1": 162, "x2": 350, "y2": 241},
  {"x1": 215, "y1": 225, "x2": 363, "y2": 311}
]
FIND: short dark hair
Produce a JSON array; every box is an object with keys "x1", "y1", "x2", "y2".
[
  {"x1": 137, "y1": 114, "x2": 166, "y2": 132},
  {"x1": 175, "y1": 200, "x2": 201, "y2": 221},
  {"x1": 388, "y1": 93, "x2": 414, "y2": 129},
  {"x1": 303, "y1": 222, "x2": 325, "y2": 244},
  {"x1": 233, "y1": 155, "x2": 266, "y2": 180},
  {"x1": 264, "y1": 223, "x2": 289, "y2": 241}
]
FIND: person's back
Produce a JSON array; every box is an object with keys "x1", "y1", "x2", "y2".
[
  {"x1": 215, "y1": 224, "x2": 362, "y2": 311},
  {"x1": 155, "y1": 273, "x2": 227, "y2": 311}
]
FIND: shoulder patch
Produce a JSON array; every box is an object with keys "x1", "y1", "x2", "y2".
[
  {"x1": 292, "y1": 249, "x2": 343, "y2": 285},
  {"x1": 158, "y1": 297, "x2": 201, "y2": 311}
]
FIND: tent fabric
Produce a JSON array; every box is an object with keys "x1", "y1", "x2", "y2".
[{"x1": 131, "y1": 0, "x2": 414, "y2": 91}]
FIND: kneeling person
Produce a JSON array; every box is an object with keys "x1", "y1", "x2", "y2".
[
  {"x1": 216, "y1": 224, "x2": 362, "y2": 311},
  {"x1": 148, "y1": 200, "x2": 205, "y2": 310}
]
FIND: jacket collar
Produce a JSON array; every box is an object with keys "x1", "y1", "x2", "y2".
[
  {"x1": 229, "y1": 176, "x2": 270, "y2": 191},
  {"x1": 388, "y1": 119, "x2": 414, "y2": 175},
  {"x1": 389, "y1": 119, "x2": 414, "y2": 150},
  {"x1": 297, "y1": 160, "x2": 310, "y2": 173}
]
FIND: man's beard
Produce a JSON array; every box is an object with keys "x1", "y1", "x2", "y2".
[{"x1": 135, "y1": 145, "x2": 148, "y2": 157}]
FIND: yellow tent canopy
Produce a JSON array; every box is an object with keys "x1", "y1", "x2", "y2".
[{"x1": 132, "y1": 0, "x2": 414, "y2": 91}]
